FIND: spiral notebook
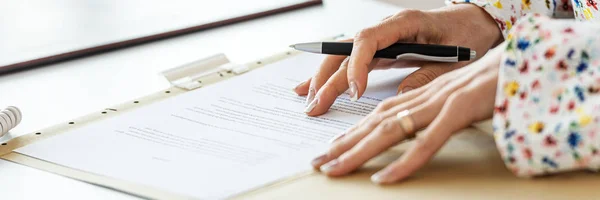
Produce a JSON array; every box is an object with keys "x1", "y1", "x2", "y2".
[{"x1": 0, "y1": 35, "x2": 597, "y2": 199}]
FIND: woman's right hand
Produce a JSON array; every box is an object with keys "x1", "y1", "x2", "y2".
[{"x1": 295, "y1": 4, "x2": 503, "y2": 116}]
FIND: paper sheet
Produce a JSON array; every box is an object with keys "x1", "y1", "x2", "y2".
[{"x1": 16, "y1": 53, "x2": 416, "y2": 199}]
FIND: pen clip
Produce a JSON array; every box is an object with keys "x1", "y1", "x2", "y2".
[{"x1": 396, "y1": 53, "x2": 458, "y2": 62}]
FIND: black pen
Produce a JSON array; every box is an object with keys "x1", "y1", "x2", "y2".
[{"x1": 289, "y1": 42, "x2": 476, "y2": 62}]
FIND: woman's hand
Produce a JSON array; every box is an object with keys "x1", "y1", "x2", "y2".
[
  {"x1": 310, "y1": 46, "x2": 504, "y2": 184},
  {"x1": 295, "y1": 4, "x2": 502, "y2": 116}
]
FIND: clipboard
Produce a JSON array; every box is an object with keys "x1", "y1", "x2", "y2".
[
  {"x1": 0, "y1": 0, "x2": 323, "y2": 74},
  {"x1": 0, "y1": 34, "x2": 598, "y2": 200}
]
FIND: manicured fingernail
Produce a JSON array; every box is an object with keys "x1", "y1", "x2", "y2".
[
  {"x1": 320, "y1": 159, "x2": 339, "y2": 173},
  {"x1": 311, "y1": 154, "x2": 328, "y2": 167},
  {"x1": 328, "y1": 132, "x2": 346, "y2": 143},
  {"x1": 306, "y1": 87, "x2": 316, "y2": 106},
  {"x1": 349, "y1": 81, "x2": 358, "y2": 101},
  {"x1": 401, "y1": 86, "x2": 413, "y2": 94},
  {"x1": 304, "y1": 98, "x2": 318, "y2": 113},
  {"x1": 371, "y1": 169, "x2": 393, "y2": 184}
]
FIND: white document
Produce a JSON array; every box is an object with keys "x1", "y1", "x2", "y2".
[{"x1": 16, "y1": 53, "x2": 416, "y2": 199}]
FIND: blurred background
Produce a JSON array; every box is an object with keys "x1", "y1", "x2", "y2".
[{"x1": 0, "y1": 0, "x2": 443, "y2": 73}]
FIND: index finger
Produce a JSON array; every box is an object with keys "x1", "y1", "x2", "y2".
[{"x1": 348, "y1": 10, "x2": 425, "y2": 101}]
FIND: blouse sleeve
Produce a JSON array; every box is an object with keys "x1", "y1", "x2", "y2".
[
  {"x1": 493, "y1": 13, "x2": 600, "y2": 177},
  {"x1": 445, "y1": 0, "x2": 574, "y2": 38}
]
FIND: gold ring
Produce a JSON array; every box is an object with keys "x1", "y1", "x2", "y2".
[{"x1": 396, "y1": 110, "x2": 415, "y2": 134}]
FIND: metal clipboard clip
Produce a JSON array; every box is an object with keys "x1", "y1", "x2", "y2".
[{"x1": 161, "y1": 54, "x2": 249, "y2": 90}]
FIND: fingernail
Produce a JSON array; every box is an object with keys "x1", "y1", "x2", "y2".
[
  {"x1": 320, "y1": 159, "x2": 339, "y2": 173},
  {"x1": 401, "y1": 86, "x2": 413, "y2": 94},
  {"x1": 306, "y1": 87, "x2": 316, "y2": 106},
  {"x1": 311, "y1": 154, "x2": 328, "y2": 167},
  {"x1": 304, "y1": 98, "x2": 318, "y2": 113},
  {"x1": 371, "y1": 168, "x2": 393, "y2": 184},
  {"x1": 349, "y1": 81, "x2": 358, "y2": 101},
  {"x1": 328, "y1": 132, "x2": 346, "y2": 143}
]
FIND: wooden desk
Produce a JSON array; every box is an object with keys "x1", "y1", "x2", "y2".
[{"x1": 237, "y1": 128, "x2": 600, "y2": 200}]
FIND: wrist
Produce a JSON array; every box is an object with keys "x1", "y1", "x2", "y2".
[{"x1": 428, "y1": 4, "x2": 503, "y2": 51}]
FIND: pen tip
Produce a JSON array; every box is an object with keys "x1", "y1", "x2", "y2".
[{"x1": 470, "y1": 50, "x2": 477, "y2": 60}]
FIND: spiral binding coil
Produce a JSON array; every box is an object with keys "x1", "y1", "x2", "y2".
[{"x1": 0, "y1": 106, "x2": 22, "y2": 137}]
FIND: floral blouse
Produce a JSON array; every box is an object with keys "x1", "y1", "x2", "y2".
[{"x1": 447, "y1": 0, "x2": 600, "y2": 176}]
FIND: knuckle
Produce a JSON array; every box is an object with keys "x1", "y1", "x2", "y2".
[
  {"x1": 392, "y1": 9, "x2": 423, "y2": 19},
  {"x1": 395, "y1": 9, "x2": 427, "y2": 23},
  {"x1": 399, "y1": 9, "x2": 424, "y2": 17},
  {"x1": 365, "y1": 113, "x2": 385, "y2": 128},
  {"x1": 322, "y1": 83, "x2": 345, "y2": 97},
  {"x1": 339, "y1": 58, "x2": 350, "y2": 69},
  {"x1": 413, "y1": 136, "x2": 431, "y2": 152},
  {"x1": 344, "y1": 124, "x2": 359, "y2": 134},
  {"x1": 381, "y1": 14, "x2": 394, "y2": 21},
  {"x1": 410, "y1": 69, "x2": 439, "y2": 86},
  {"x1": 375, "y1": 99, "x2": 395, "y2": 112},
  {"x1": 358, "y1": 113, "x2": 374, "y2": 125},
  {"x1": 328, "y1": 142, "x2": 347, "y2": 156},
  {"x1": 318, "y1": 82, "x2": 332, "y2": 93},
  {"x1": 355, "y1": 27, "x2": 377, "y2": 40},
  {"x1": 374, "y1": 105, "x2": 386, "y2": 113},
  {"x1": 377, "y1": 118, "x2": 400, "y2": 135},
  {"x1": 309, "y1": 76, "x2": 322, "y2": 88},
  {"x1": 312, "y1": 73, "x2": 331, "y2": 84}
]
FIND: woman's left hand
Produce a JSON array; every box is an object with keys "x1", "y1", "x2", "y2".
[{"x1": 311, "y1": 46, "x2": 504, "y2": 184}]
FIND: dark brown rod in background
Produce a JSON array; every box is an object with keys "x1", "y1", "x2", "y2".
[{"x1": 0, "y1": 0, "x2": 322, "y2": 74}]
